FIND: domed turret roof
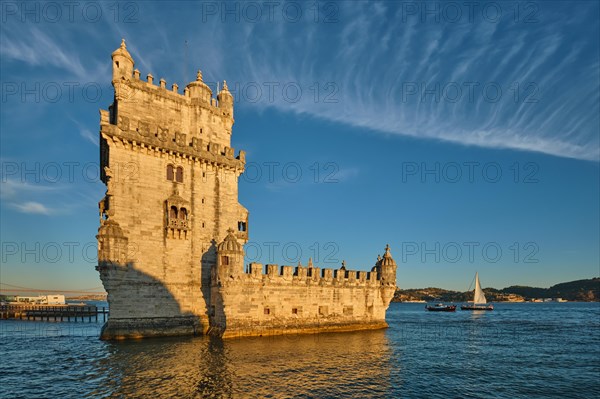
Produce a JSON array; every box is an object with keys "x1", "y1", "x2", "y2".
[
  {"x1": 218, "y1": 80, "x2": 232, "y2": 97},
  {"x1": 187, "y1": 70, "x2": 213, "y2": 92},
  {"x1": 97, "y1": 219, "x2": 125, "y2": 238},
  {"x1": 381, "y1": 244, "x2": 396, "y2": 266},
  {"x1": 217, "y1": 228, "x2": 243, "y2": 253},
  {"x1": 112, "y1": 39, "x2": 134, "y2": 63}
]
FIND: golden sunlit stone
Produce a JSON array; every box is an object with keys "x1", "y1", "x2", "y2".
[{"x1": 96, "y1": 40, "x2": 396, "y2": 340}]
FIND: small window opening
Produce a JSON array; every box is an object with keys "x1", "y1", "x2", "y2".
[
  {"x1": 176, "y1": 166, "x2": 183, "y2": 183},
  {"x1": 221, "y1": 256, "x2": 229, "y2": 266},
  {"x1": 264, "y1": 308, "x2": 270, "y2": 315},
  {"x1": 292, "y1": 308, "x2": 298, "y2": 315},
  {"x1": 167, "y1": 164, "x2": 174, "y2": 181}
]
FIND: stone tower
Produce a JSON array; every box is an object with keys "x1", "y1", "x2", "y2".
[
  {"x1": 96, "y1": 41, "x2": 396, "y2": 340},
  {"x1": 97, "y1": 40, "x2": 248, "y2": 339}
]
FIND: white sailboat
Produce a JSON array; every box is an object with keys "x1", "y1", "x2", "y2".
[{"x1": 461, "y1": 272, "x2": 494, "y2": 311}]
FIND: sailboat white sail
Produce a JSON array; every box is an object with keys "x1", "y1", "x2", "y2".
[
  {"x1": 473, "y1": 272, "x2": 487, "y2": 304},
  {"x1": 461, "y1": 272, "x2": 493, "y2": 310}
]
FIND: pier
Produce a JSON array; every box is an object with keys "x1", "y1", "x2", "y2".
[{"x1": 0, "y1": 304, "x2": 109, "y2": 323}]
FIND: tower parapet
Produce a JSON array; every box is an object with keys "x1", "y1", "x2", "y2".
[{"x1": 107, "y1": 41, "x2": 235, "y2": 149}]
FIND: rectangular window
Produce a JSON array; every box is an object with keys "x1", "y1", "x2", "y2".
[
  {"x1": 264, "y1": 308, "x2": 270, "y2": 315},
  {"x1": 221, "y1": 256, "x2": 229, "y2": 266},
  {"x1": 292, "y1": 308, "x2": 298, "y2": 314}
]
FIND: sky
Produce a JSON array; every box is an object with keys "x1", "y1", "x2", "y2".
[{"x1": 0, "y1": 1, "x2": 599, "y2": 293}]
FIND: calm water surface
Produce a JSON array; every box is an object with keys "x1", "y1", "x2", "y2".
[{"x1": 1, "y1": 302, "x2": 599, "y2": 398}]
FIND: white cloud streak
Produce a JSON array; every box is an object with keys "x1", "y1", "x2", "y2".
[
  {"x1": 11, "y1": 201, "x2": 51, "y2": 215},
  {"x1": 201, "y1": 2, "x2": 599, "y2": 161}
]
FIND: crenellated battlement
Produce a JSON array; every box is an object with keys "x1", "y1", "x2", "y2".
[
  {"x1": 242, "y1": 262, "x2": 381, "y2": 287},
  {"x1": 114, "y1": 67, "x2": 231, "y2": 111},
  {"x1": 110, "y1": 39, "x2": 235, "y2": 150},
  {"x1": 99, "y1": 109, "x2": 245, "y2": 174}
]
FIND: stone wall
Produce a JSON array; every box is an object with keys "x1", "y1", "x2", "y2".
[{"x1": 211, "y1": 263, "x2": 395, "y2": 338}]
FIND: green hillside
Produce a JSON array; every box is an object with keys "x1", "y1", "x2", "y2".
[{"x1": 393, "y1": 277, "x2": 600, "y2": 302}]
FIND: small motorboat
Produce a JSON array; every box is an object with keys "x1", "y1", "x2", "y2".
[{"x1": 425, "y1": 303, "x2": 457, "y2": 312}]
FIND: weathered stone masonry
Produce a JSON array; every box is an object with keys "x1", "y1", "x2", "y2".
[{"x1": 96, "y1": 40, "x2": 396, "y2": 339}]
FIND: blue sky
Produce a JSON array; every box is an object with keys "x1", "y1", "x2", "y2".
[{"x1": 1, "y1": 1, "x2": 598, "y2": 292}]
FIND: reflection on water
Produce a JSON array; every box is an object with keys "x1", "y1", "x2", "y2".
[
  {"x1": 93, "y1": 331, "x2": 393, "y2": 399},
  {"x1": 1, "y1": 302, "x2": 599, "y2": 399}
]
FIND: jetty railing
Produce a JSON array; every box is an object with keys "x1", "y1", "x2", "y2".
[{"x1": 0, "y1": 304, "x2": 109, "y2": 323}]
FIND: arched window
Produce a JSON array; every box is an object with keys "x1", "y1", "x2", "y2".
[
  {"x1": 167, "y1": 164, "x2": 174, "y2": 181},
  {"x1": 179, "y1": 207, "x2": 187, "y2": 220},
  {"x1": 176, "y1": 166, "x2": 183, "y2": 183},
  {"x1": 169, "y1": 206, "x2": 178, "y2": 219}
]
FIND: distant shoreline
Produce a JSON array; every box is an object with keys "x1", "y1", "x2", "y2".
[{"x1": 393, "y1": 277, "x2": 599, "y2": 303}]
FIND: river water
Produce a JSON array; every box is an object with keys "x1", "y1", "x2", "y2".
[{"x1": 1, "y1": 302, "x2": 598, "y2": 398}]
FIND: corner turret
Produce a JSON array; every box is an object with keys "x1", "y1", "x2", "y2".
[
  {"x1": 96, "y1": 219, "x2": 129, "y2": 269},
  {"x1": 215, "y1": 228, "x2": 244, "y2": 280},
  {"x1": 111, "y1": 39, "x2": 134, "y2": 82},
  {"x1": 377, "y1": 244, "x2": 397, "y2": 304},
  {"x1": 217, "y1": 80, "x2": 234, "y2": 117},
  {"x1": 379, "y1": 244, "x2": 397, "y2": 286}
]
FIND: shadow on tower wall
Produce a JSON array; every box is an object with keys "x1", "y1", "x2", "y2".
[{"x1": 97, "y1": 259, "x2": 206, "y2": 340}]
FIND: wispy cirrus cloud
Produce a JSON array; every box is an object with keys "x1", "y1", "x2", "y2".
[
  {"x1": 1, "y1": 1, "x2": 597, "y2": 161},
  {"x1": 189, "y1": 1, "x2": 599, "y2": 162},
  {"x1": 11, "y1": 201, "x2": 51, "y2": 215},
  {"x1": 1, "y1": 26, "x2": 86, "y2": 80}
]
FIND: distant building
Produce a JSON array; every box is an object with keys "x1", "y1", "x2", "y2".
[
  {"x1": 96, "y1": 40, "x2": 397, "y2": 339},
  {"x1": 13, "y1": 295, "x2": 65, "y2": 305}
]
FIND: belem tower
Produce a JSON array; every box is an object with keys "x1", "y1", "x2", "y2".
[{"x1": 96, "y1": 40, "x2": 397, "y2": 339}]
